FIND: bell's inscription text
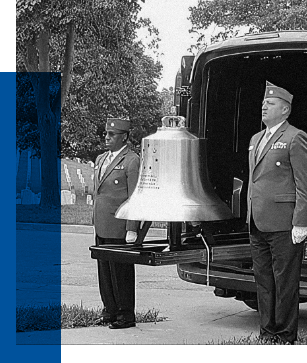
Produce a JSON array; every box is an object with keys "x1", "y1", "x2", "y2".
[{"x1": 138, "y1": 174, "x2": 159, "y2": 189}]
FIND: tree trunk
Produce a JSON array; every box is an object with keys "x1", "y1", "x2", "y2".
[
  {"x1": 37, "y1": 29, "x2": 60, "y2": 207},
  {"x1": 38, "y1": 28, "x2": 50, "y2": 72},
  {"x1": 24, "y1": 22, "x2": 76, "y2": 208},
  {"x1": 38, "y1": 99, "x2": 60, "y2": 208},
  {"x1": 61, "y1": 21, "x2": 75, "y2": 110},
  {"x1": 37, "y1": 71, "x2": 60, "y2": 207}
]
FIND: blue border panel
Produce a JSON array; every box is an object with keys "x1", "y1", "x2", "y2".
[{"x1": 7, "y1": 72, "x2": 61, "y2": 359}]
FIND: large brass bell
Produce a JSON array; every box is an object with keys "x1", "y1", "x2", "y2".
[{"x1": 115, "y1": 116, "x2": 233, "y2": 222}]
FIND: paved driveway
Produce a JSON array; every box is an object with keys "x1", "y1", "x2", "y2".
[{"x1": 16, "y1": 226, "x2": 307, "y2": 344}]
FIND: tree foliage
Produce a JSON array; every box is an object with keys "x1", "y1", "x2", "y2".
[
  {"x1": 16, "y1": 0, "x2": 162, "y2": 206},
  {"x1": 189, "y1": 0, "x2": 307, "y2": 47},
  {"x1": 159, "y1": 87, "x2": 175, "y2": 117},
  {"x1": 17, "y1": 0, "x2": 162, "y2": 148},
  {"x1": 61, "y1": 38, "x2": 163, "y2": 161}
]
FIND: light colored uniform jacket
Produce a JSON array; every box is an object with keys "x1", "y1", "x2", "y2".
[
  {"x1": 93, "y1": 146, "x2": 140, "y2": 238},
  {"x1": 247, "y1": 121, "x2": 307, "y2": 232}
]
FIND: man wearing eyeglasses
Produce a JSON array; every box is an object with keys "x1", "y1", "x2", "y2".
[{"x1": 93, "y1": 118, "x2": 140, "y2": 329}]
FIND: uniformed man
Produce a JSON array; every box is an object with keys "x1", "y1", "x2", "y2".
[
  {"x1": 247, "y1": 81, "x2": 307, "y2": 344},
  {"x1": 93, "y1": 118, "x2": 140, "y2": 329}
]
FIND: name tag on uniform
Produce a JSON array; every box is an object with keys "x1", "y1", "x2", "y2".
[
  {"x1": 248, "y1": 145, "x2": 254, "y2": 151},
  {"x1": 114, "y1": 165, "x2": 124, "y2": 170},
  {"x1": 271, "y1": 142, "x2": 287, "y2": 149}
]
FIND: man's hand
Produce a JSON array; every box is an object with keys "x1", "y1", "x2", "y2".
[
  {"x1": 126, "y1": 231, "x2": 137, "y2": 243},
  {"x1": 292, "y1": 226, "x2": 307, "y2": 244}
]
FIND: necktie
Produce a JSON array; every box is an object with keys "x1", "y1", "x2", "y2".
[
  {"x1": 256, "y1": 131, "x2": 271, "y2": 162},
  {"x1": 99, "y1": 152, "x2": 113, "y2": 180}
]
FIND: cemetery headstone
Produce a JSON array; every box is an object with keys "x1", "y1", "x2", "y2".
[
  {"x1": 71, "y1": 193, "x2": 76, "y2": 204},
  {"x1": 21, "y1": 189, "x2": 34, "y2": 204},
  {"x1": 61, "y1": 190, "x2": 72, "y2": 205},
  {"x1": 86, "y1": 194, "x2": 92, "y2": 205}
]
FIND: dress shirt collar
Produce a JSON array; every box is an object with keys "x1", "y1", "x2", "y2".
[
  {"x1": 266, "y1": 120, "x2": 286, "y2": 139},
  {"x1": 108, "y1": 145, "x2": 127, "y2": 160}
]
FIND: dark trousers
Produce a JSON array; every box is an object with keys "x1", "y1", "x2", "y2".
[
  {"x1": 96, "y1": 235, "x2": 135, "y2": 322},
  {"x1": 250, "y1": 219, "x2": 304, "y2": 343}
]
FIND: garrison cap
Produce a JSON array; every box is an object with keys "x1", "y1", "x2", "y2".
[
  {"x1": 106, "y1": 118, "x2": 130, "y2": 133},
  {"x1": 264, "y1": 81, "x2": 293, "y2": 104}
]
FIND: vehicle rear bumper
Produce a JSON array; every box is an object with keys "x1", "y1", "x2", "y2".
[{"x1": 177, "y1": 263, "x2": 307, "y2": 298}]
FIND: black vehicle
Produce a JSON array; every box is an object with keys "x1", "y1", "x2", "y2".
[
  {"x1": 176, "y1": 31, "x2": 307, "y2": 309},
  {"x1": 90, "y1": 31, "x2": 307, "y2": 310}
]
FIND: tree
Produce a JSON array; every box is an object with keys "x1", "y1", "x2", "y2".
[
  {"x1": 16, "y1": 72, "x2": 61, "y2": 157},
  {"x1": 188, "y1": 0, "x2": 307, "y2": 47},
  {"x1": 16, "y1": 0, "x2": 161, "y2": 207},
  {"x1": 124, "y1": 44, "x2": 163, "y2": 151},
  {"x1": 17, "y1": 0, "x2": 81, "y2": 207},
  {"x1": 159, "y1": 87, "x2": 175, "y2": 117},
  {"x1": 60, "y1": 26, "x2": 162, "y2": 161}
]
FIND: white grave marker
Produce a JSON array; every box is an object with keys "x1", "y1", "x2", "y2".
[
  {"x1": 71, "y1": 193, "x2": 76, "y2": 204},
  {"x1": 21, "y1": 189, "x2": 34, "y2": 204},
  {"x1": 61, "y1": 190, "x2": 72, "y2": 205}
]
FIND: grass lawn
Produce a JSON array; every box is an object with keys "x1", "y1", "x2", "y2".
[
  {"x1": 16, "y1": 304, "x2": 307, "y2": 344},
  {"x1": 16, "y1": 304, "x2": 166, "y2": 332},
  {"x1": 16, "y1": 204, "x2": 93, "y2": 225}
]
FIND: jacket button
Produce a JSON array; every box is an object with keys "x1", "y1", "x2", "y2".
[
  {"x1": 114, "y1": 180, "x2": 119, "y2": 184},
  {"x1": 276, "y1": 161, "x2": 281, "y2": 166}
]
